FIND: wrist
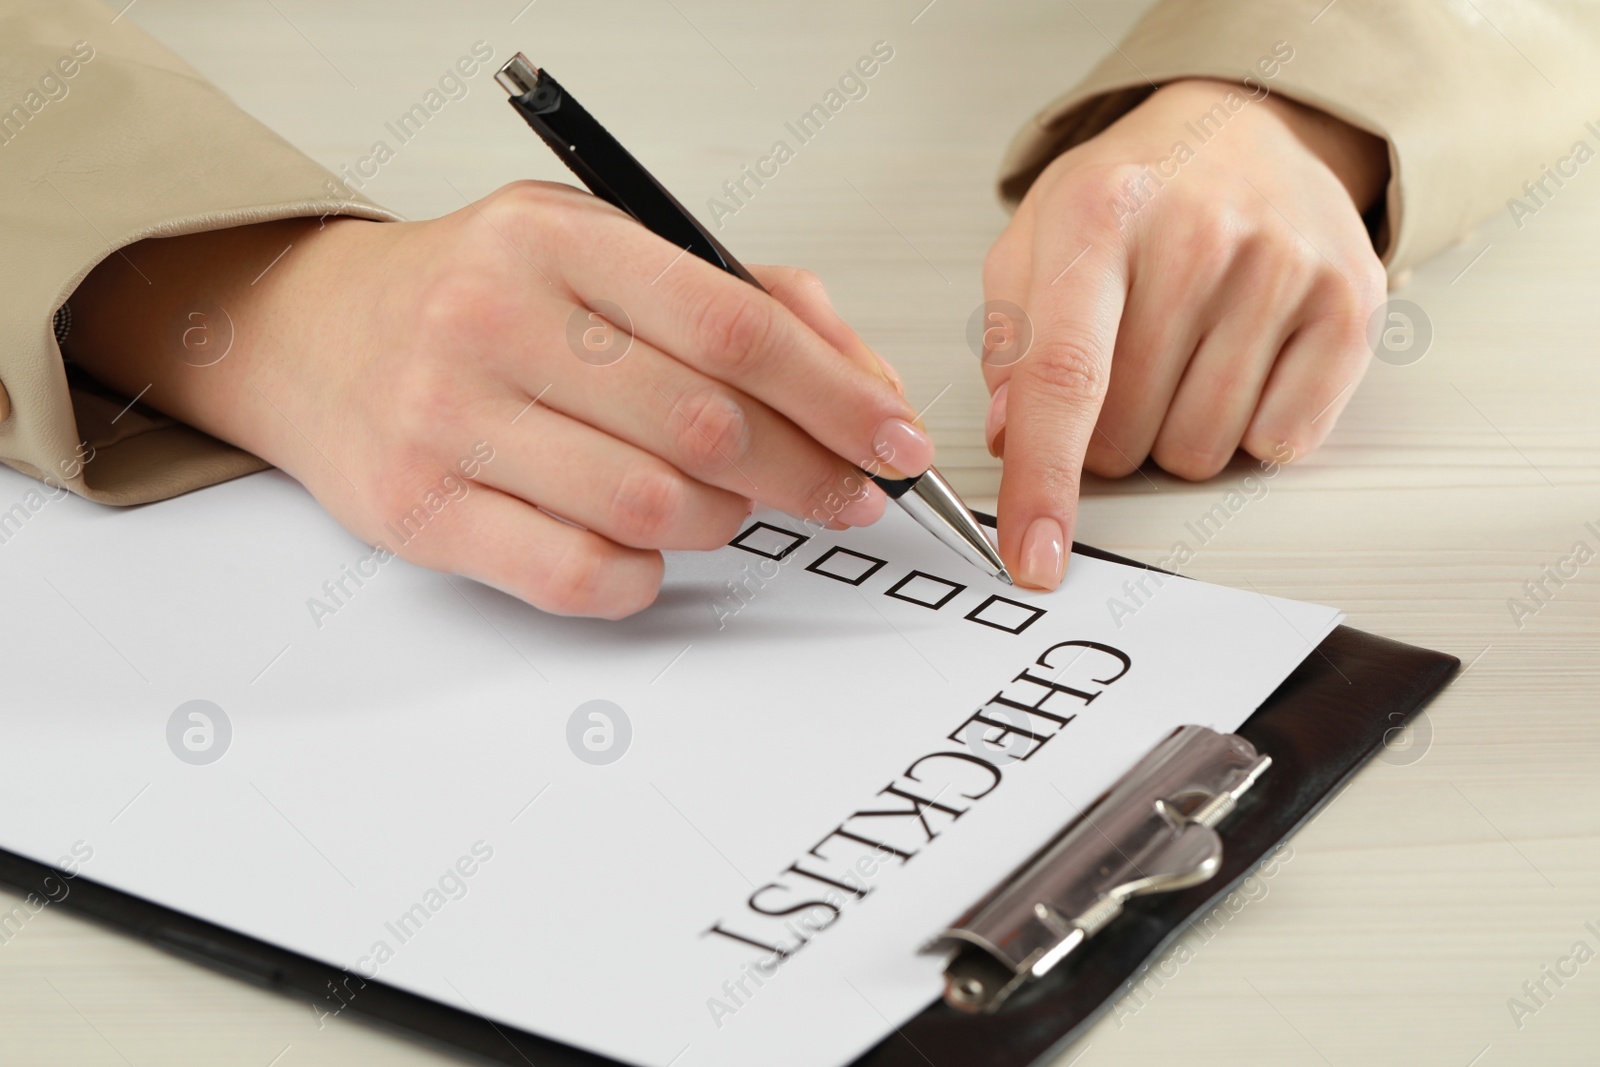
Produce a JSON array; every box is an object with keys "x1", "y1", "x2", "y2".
[
  {"x1": 1154, "y1": 78, "x2": 1388, "y2": 214},
  {"x1": 69, "y1": 216, "x2": 373, "y2": 477},
  {"x1": 1259, "y1": 91, "x2": 1388, "y2": 215}
]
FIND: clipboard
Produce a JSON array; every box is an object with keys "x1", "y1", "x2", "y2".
[{"x1": 0, "y1": 538, "x2": 1458, "y2": 1067}]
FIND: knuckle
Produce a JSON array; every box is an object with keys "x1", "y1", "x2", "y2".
[
  {"x1": 762, "y1": 266, "x2": 828, "y2": 315},
  {"x1": 538, "y1": 543, "x2": 610, "y2": 616},
  {"x1": 981, "y1": 246, "x2": 1005, "y2": 291},
  {"x1": 795, "y1": 467, "x2": 857, "y2": 527},
  {"x1": 1087, "y1": 160, "x2": 1152, "y2": 201},
  {"x1": 486, "y1": 179, "x2": 546, "y2": 210},
  {"x1": 1244, "y1": 425, "x2": 1311, "y2": 465},
  {"x1": 982, "y1": 233, "x2": 1022, "y2": 292},
  {"x1": 481, "y1": 181, "x2": 606, "y2": 254},
  {"x1": 1024, "y1": 337, "x2": 1109, "y2": 406},
  {"x1": 370, "y1": 457, "x2": 427, "y2": 517},
  {"x1": 1313, "y1": 273, "x2": 1388, "y2": 356},
  {"x1": 1083, "y1": 451, "x2": 1136, "y2": 479},
  {"x1": 1206, "y1": 363, "x2": 1259, "y2": 410},
  {"x1": 365, "y1": 461, "x2": 467, "y2": 568},
  {"x1": 414, "y1": 275, "x2": 478, "y2": 340},
  {"x1": 1187, "y1": 202, "x2": 1243, "y2": 250},
  {"x1": 385, "y1": 355, "x2": 474, "y2": 445},
  {"x1": 1088, "y1": 161, "x2": 1168, "y2": 232},
  {"x1": 413, "y1": 273, "x2": 514, "y2": 359},
  {"x1": 783, "y1": 267, "x2": 825, "y2": 296},
  {"x1": 1083, "y1": 433, "x2": 1145, "y2": 478},
  {"x1": 703, "y1": 503, "x2": 749, "y2": 550},
  {"x1": 1021, "y1": 455, "x2": 1083, "y2": 512},
  {"x1": 1247, "y1": 395, "x2": 1321, "y2": 461},
  {"x1": 1163, "y1": 204, "x2": 1244, "y2": 270},
  {"x1": 1286, "y1": 237, "x2": 1331, "y2": 284},
  {"x1": 478, "y1": 181, "x2": 553, "y2": 235},
  {"x1": 604, "y1": 586, "x2": 660, "y2": 620},
  {"x1": 485, "y1": 179, "x2": 580, "y2": 219},
  {"x1": 668, "y1": 388, "x2": 749, "y2": 479},
  {"x1": 538, "y1": 198, "x2": 591, "y2": 257},
  {"x1": 1249, "y1": 412, "x2": 1322, "y2": 468},
  {"x1": 1343, "y1": 260, "x2": 1390, "y2": 323},
  {"x1": 1240, "y1": 222, "x2": 1303, "y2": 276},
  {"x1": 1268, "y1": 221, "x2": 1315, "y2": 262},
  {"x1": 1328, "y1": 316, "x2": 1374, "y2": 369},
  {"x1": 1154, "y1": 436, "x2": 1233, "y2": 481},
  {"x1": 369, "y1": 472, "x2": 433, "y2": 545},
  {"x1": 692, "y1": 289, "x2": 778, "y2": 377},
  {"x1": 385, "y1": 369, "x2": 441, "y2": 443},
  {"x1": 608, "y1": 466, "x2": 684, "y2": 546},
  {"x1": 546, "y1": 548, "x2": 662, "y2": 620},
  {"x1": 675, "y1": 495, "x2": 748, "y2": 553}
]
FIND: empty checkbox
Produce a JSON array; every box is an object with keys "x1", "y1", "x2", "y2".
[
  {"x1": 965, "y1": 594, "x2": 1046, "y2": 634},
  {"x1": 806, "y1": 546, "x2": 887, "y2": 586},
  {"x1": 885, "y1": 570, "x2": 965, "y2": 610},
  {"x1": 728, "y1": 521, "x2": 809, "y2": 561}
]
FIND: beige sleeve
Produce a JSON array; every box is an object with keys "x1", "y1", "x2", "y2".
[
  {"x1": 998, "y1": 0, "x2": 1600, "y2": 275},
  {"x1": 0, "y1": 0, "x2": 399, "y2": 506}
]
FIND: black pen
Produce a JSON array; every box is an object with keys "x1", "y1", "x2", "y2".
[{"x1": 495, "y1": 53, "x2": 1011, "y2": 585}]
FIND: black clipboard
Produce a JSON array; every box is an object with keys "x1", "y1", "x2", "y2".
[{"x1": 0, "y1": 540, "x2": 1458, "y2": 1067}]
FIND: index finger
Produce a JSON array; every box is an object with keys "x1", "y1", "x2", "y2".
[
  {"x1": 998, "y1": 237, "x2": 1128, "y2": 590},
  {"x1": 562, "y1": 214, "x2": 934, "y2": 479},
  {"x1": 750, "y1": 264, "x2": 905, "y2": 397}
]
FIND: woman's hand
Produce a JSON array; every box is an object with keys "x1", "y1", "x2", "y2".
[
  {"x1": 69, "y1": 181, "x2": 931, "y2": 618},
  {"x1": 982, "y1": 78, "x2": 1390, "y2": 589}
]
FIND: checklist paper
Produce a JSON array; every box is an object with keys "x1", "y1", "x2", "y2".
[{"x1": 0, "y1": 467, "x2": 1340, "y2": 1067}]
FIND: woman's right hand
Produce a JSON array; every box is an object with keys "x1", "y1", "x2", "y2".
[{"x1": 69, "y1": 181, "x2": 934, "y2": 618}]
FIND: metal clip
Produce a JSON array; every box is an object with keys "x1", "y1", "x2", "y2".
[{"x1": 934, "y1": 725, "x2": 1270, "y2": 1013}]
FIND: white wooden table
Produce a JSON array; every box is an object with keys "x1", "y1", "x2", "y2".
[{"x1": 4, "y1": 1, "x2": 1597, "y2": 1063}]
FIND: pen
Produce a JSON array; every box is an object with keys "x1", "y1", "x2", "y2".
[{"x1": 495, "y1": 53, "x2": 1012, "y2": 586}]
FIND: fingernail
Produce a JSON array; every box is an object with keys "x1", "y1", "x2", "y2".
[
  {"x1": 872, "y1": 417, "x2": 935, "y2": 477},
  {"x1": 835, "y1": 481, "x2": 887, "y2": 527},
  {"x1": 989, "y1": 426, "x2": 1006, "y2": 458},
  {"x1": 985, "y1": 382, "x2": 1009, "y2": 455},
  {"x1": 1017, "y1": 517, "x2": 1065, "y2": 590}
]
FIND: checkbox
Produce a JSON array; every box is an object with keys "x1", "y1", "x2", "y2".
[
  {"x1": 806, "y1": 546, "x2": 887, "y2": 586},
  {"x1": 965, "y1": 594, "x2": 1046, "y2": 635},
  {"x1": 885, "y1": 570, "x2": 966, "y2": 610},
  {"x1": 728, "y1": 521, "x2": 809, "y2": 561}
]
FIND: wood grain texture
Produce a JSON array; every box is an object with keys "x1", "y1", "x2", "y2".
[{"x1": 3, "y1": 1, "x2": 1596, "y2": 1064}]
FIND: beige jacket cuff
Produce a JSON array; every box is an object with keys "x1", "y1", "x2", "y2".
[
  {"x1": 1, "y1": 0, "x2": 399, "y2": 507},
  {"x1": 997, "y1": 0, "x2": 1600, "y2": 276}
]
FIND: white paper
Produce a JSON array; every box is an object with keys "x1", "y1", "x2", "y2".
[{"x1": 0, "y1": 467, "x2": 1340, "y2": 1067}]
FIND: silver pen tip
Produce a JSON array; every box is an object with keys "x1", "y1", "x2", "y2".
[{"x1": 997, "y1": 569, "x2": 1015, "y2": 586}]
